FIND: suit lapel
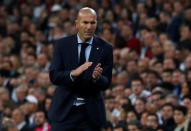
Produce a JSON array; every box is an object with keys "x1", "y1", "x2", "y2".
[
  {"x1": 71, "y1": 35, "x2": 78, "y2": 68},
  {"x1": 89, "y1": 36, "x2": 103, "y2": 64},
  {"x1": 84, "y1": 36, "x2": 103, "y2": 78}
]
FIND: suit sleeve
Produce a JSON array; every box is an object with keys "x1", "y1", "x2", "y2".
[
  {"x1": 91, "y1": 44, "x2": 113, "y2": 91},
  {"x1": 49, "y1": 40, "x2": 73, "y2": 87}
]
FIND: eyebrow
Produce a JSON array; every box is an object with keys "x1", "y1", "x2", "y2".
[{"x1": 83, "y1": 21, "x2": 96, "y2": 24}]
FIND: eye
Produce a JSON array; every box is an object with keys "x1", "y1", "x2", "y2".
[
  {"x1": 91, "y1": 21, "x2": 96, "y2": 24},
  {"x1": 84, "y1": 21, "x2": 88, "y2": 24}
]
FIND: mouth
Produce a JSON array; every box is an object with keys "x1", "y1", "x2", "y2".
[{"x1": 85, "y1": 32, "x2": 93, "y2": 35}]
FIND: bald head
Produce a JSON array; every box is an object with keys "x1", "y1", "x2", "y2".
[
  {"x1": 77, "y1": 7, "x2": 97, "y2": 21},
  {"x1": 75, "y1": 7, "x2": 97, "y2": 42}
]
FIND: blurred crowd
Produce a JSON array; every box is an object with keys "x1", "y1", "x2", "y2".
[{"x1": 1, "y1": 0, "x2": 191, "y2": 131}]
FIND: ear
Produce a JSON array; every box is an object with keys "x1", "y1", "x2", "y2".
[{"x1": 75, "y1": 20, "x2": 78, "y2": 28}]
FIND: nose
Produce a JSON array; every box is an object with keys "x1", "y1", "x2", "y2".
[{"x1": 87, "y1": 23, "x2": 91, "y2": 29}]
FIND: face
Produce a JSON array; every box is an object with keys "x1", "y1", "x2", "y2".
[
  {"x1": 126, "y1": 111, "x2": 137, "y2": 122},
  {"x1": 127, "y1": 60, "x2": 137, "y2": 74},
  {"x1": 45, "y1": 98, "x2": 52, "y2": 111},
  {"x1": 159, "y1": 34, "x2": 168, "y2": 44},
  {"x1": 138, "y1": 60, "x2": 148, "y2": 73},
  {"x1": 182, "y1": 82, "x2": 189, "y2": 95},
  {"x1": 163, "y1": 59, "x2": 175, "y2": 70},
  {"x1": 141, "y1": 112, "x2": 148, "y2": 126},
  {"x1": 12, "y1": 109, "x2": 24, "y2": 124},
  {"x1": 161, "y1": 106, "x2": 173, "y2": 120},
  {"x1": 151, "y1": 94, "x2": 161, "y2": 107},
  {"x1": 76, "y1": 10, "x2": 97, "y2": 42},
  {"x1": 187, "y1": 71, "x2": 191, "y2": 81},
  {"x1": 128, "y1": 125, "x2": 140, "y2": 131},
  {"x1": 184, "y1": 98, "x2": 191, "y2": 109},
  {"x1": 113, "y1": 127, "x2": 123, "y2": 131},
  {"x1": 180, "y1": 26, "x2": 190, "y2": 40},
  {"x1": 37, "y1": 54, "x2": 47, "y2": 67},
  {"x1": 131, "y1": 80, "x2": 143, "y2": 96},
  {"x1": 147, "y1": 115, "x2": 158, "y2": 129},
  {"x1": 186, "y1": 9, "x2": 191, "y2": 20},
  {"x1": 151, "y1": 41, "x2": 163, "y2": 55},
  {"x1": 35, "y1": 111, "x2": 46, "y2": 126},
  {"x1": 147, "y1": 73, "x2": 158, "y2": 86},
  {"x1": 26, "y1": 102, "x2": 37, "y2": 114},
  {"x1": 162, "y1": 72, "x2": 172, "y2": 82},
  {"x1": 135, "y1": 99, "x2": 145, "y2": 114},
  {"x1": 37, "y1": 72, "x2": 50, "y2": 87},
  {"x1": 16, "y1": 88, "x2": 27, "y2": 101},
  {"x1": 172, "y1": 71, "x2": 181, "y2": 85},
  {"x1": 26, "y1": 55, "x2": 36, "y2": 67},
  {"x1": 154, "y1": 63, "x2": 163, "y2": 74},
  {"x1": 186, "y1": 56, "x2": 191, "y2": 69},
  {"x1": 174, "y1": 2, "x2": 182, "y2": 14},
  {"x1": 174, "y1": 110, "x2": 185, "y2": 125}
]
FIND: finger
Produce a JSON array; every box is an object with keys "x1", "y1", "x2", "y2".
[
  {"x1": 93, "y1": 70, "x2": 102, "y2": 77},
  {"x1": 94, "y1": 70, "x2": 102, "y2": 75},
  {"x1": 92, "y1": 72, "x2": 99, "y2": 79},
  {"x1": 85, "y1": 61, "x2": 93, "y2": 65},
  {"x1": 94, "y1": 67, "x2": 103, "y2": 72},
  {"x1": 96, "y1": 63, "x2": 101, "y2": 68},
  {"x1": 81, "y1": 65, "x2": 91, "y2": 71},
  {"x1": 80, "y1": 62, "x2": 92, "y2": 69},
  {"x1": 92, "y1": 72, "x2": 101, "y2": 79}
]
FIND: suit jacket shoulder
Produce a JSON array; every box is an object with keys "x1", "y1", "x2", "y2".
[
  {"x1": 94, "y1": 35, "x2": 113, "y2": 49},
  {"x1": 55, "y1": 34, "x2": 77, "y2": 47}
]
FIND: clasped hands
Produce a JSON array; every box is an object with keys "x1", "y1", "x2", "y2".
[{"x1": 71, "y1": 62, "x2": 102, "y2": 79}]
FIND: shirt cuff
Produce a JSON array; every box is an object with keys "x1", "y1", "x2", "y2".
[{"x1": 70, "y1": 72, "x2": 76, "y2": 82}]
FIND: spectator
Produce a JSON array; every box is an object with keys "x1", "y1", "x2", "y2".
[
  {"x1": 36, "y1": 53, "x2": 50, "y2": 72},
  {"x1": 160, "y1": 103, "x2": 176, "y2": 131},
  {"x1": 126, "y1": 110, "x2": 138, "y2": 123},
  {"x1": 182, "y1": 94, "x2": 191, "y2": 110},
  {"x1": 34, "y1": 111, "x2": 51, "y2": 131},
  {"x1": 24, "y1": 95, "x2": 38, "y2": 128},
  {"x1": 127, "y1": 120, "x2": 142, "y2": 131},
  {"x1": 129, "y1": 76, "x2": 151, "y2": 105},
  {"x1": 14, "y1": 85, "x2": 28, "y2": 105},
  {"x1": 174, "y1": 105, "x2": 191, "y2": 131},
  {"x1": 113, "y1": 123, "x2": 127, "y2": 131},
  {"x1": 12, "y1": 108, "x2": 32, "y2": 131},
  {"x1": 0, "y1": 69, "x2": 13, "y2": 93},
  {"x1": 146, "y1": 113, "x2": 161, "y2": 130},
  {"x1": 134, "y1": 97, "x2": 146, "y2": 119}
]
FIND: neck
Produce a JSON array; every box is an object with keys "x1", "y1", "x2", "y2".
[
  {"x1": 177, "y1": 119, "x2": 186, "y2": 127},
  {"x1": 78, "y1": 34, "x2": 86, "y2": 42}
]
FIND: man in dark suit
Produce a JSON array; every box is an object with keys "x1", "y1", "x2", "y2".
[{"x1": 48, "y1": 7, "x2": 113, "y2": 131}]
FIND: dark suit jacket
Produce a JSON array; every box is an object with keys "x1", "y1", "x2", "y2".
[
  {"x1": 20, "y1": 123, "x2": 33, "y2": 131},
  {"x1": 48, "y1": 34, "x2": 113, "y2": 127}
]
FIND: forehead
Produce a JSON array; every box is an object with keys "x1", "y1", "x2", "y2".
[
  {"x1": 132, "y1": 80, "x2": 141, "y2": 84},
  {"x1": 174, "y1": 110, "x2": 184, "y2": 114},
  {"x1": 78, "y1": 14, "x2": 97, "y2": 22},
  {"x1": 148, "y1": 115, "x2": 157, "y2": 119},
  {"x1": 163, "y1": 105, "x2": 173, "y2": 110},
  {"x1": 36, "y1": 112, "x2": 44, "y2": 116},
  {"x1": 128, "y1": 125, "x2": 138, "y2": 129}
]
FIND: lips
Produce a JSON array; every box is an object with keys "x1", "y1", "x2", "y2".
[
  {"x1": 85, "y1": 32, "x2": 93, "y2": 34},
  {"x1": 84, "y1": 32, "x2": 93, "y2": 36}
]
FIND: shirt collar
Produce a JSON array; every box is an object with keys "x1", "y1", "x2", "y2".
[
  {"x1": 77, "y1": 33, "x2": 93, "y2": 45},
  {"x1": 17, "y1": 121, "x2": 26, "y2": 130}
]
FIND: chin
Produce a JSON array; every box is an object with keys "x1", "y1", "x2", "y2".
[{"x1": 84, "y1": 36, "x2": 92, "y2": 40}]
